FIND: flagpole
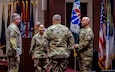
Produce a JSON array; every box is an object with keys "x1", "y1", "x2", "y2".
[
  {"x1": 35, "y1": 0, "x2": 38, "y2": 23},
  {"x1": 42, "y1": 0, "x2": 44, "y2": 10},
  {"x1": 42, "y1": 0, "x2": 47, "y2": 11},
  {"x1": 0, "y1": 0, "x2": 3, "y2": 38},
  {"x1": 70, "y1": 0, "x2": 81, "y2": 71},
  {"x1": 33, "y1": 0, "x2": 36, "y2": 24},
  {"x1": 10, "y1": 0, "x2": 14, "y2": 22},
  {"x1": 4, "y1": 0, "x2": 9, "y2": 32},
  {"x1": 73, "y1": 48, "x2": 77, "y2": 72},
  {"x1": 25, "y1": 0, "x2": 29, "y2": 37},
  {"x1": 4, "y1": 0, "x2": 9, "y2": 59},
  {"x1": 74, "y1": 56, "x2": 77, "y2": 72}
]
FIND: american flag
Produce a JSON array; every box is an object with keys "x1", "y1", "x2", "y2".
[
  {"x1": 98, "y1": 0, "x2": 106, "y2": 70},
  {"x1": 98, "y1": 0, "x2": 115, "y2": 70}
]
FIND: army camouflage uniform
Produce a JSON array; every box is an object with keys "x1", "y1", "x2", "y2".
[
  {"x1": 44, "y1": 24, "x2": 75, "y2": 72},
  {"x1": 29, "y1": 32, "x2": 48, "y2": 72},
  {"x1": 77, "y1": 28, "x2": 94, "y2": 72},
  {"x1": 6, "y1": 23, "x2": 22, "y2": 72}
]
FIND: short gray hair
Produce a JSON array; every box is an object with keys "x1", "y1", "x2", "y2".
[
  {"x1": 52, "y1": 14, "x2": 61, "y2": 20},
  {"x1": 12, "y1": 13, "x2": 20, "y2": 20},
  {"x1": 35, "y1": 21, "x2": 41, "y2": 25}
]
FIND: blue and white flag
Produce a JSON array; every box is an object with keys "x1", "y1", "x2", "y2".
[{"x1": 70, "y1": 0, "x2": 81, "y2": 43}]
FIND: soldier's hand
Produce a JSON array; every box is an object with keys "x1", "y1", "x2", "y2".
[
  {"x1": 32, "y1": 56, "x2": 35, "y2": 60},
  {"x1": 74, "y1": 44, "x2": 78, "y2": 48},
  {"x1": 46, "y1": 54, "x2": 48, "y2": 58},
  {"x1": 15, "y1": 54, "x2": 19, "y2": 58}
]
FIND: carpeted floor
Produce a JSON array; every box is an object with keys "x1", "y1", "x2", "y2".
[
  {"x1": 65, "y1": 66, "x2": 80, "y2": 72},
  {"x1": 0, "y1": 59, "x2": 80, "y2": 72}
]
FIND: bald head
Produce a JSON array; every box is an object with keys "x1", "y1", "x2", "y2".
[
  {"x1": 81, "y1": 17, "x2": 90, "y2": 27},
  {"x1": 52, "y1": 14, "x2": 61, "y2": 24},
  {"x1": 82, "y1": 17, "x2": 90, "y2": 22}
]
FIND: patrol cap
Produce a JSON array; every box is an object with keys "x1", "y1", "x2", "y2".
[{"x1": 52, "y1": 14, "x2": 61, "y2": 20}]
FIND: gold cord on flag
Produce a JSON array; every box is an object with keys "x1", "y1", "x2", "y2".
[
  {"x1": 73, "y1": 48, "x2": 77, "y2": 57},
  {"x1": 0, "y1": 45, "x2": 5, "y2": 49}
]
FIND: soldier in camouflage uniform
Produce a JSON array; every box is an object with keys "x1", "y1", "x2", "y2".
[
  {"x1": 29, "y1": 24, "x2": 48, "y2": 72},
  {"x1": 44, "y1": 14, "x2": 75, "y2": 72},
  {"x1": 74, "y1": 17, "x2": 94, "y2": 72},
  {"x1": 6, "y1": 13, "x2": 22, "y2": 72}
]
